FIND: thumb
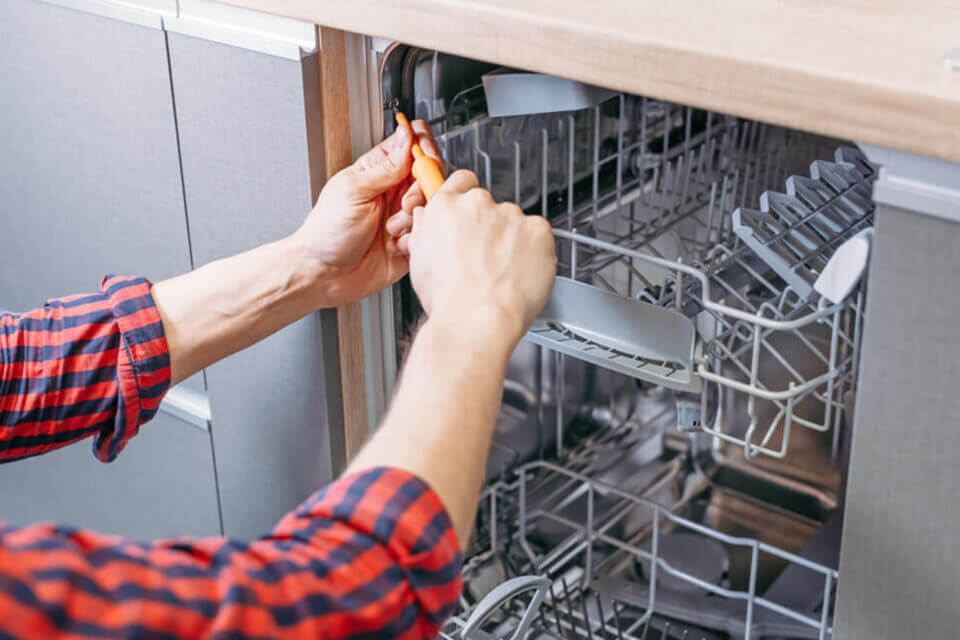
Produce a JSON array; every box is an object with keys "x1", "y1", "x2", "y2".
[{"x1": 348, "y1": 127, "x2": 412, "y2": 198}]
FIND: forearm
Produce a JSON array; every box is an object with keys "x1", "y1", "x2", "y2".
[
  {"x1": 151, "y1": 121, "x2": 432, "y2": 387},
  {"x1": 151, "y1": 236, "x2": 330, "y2": 386},
  {"x1": 347, "y1": 311, "x2": 520, "y2": 545}
]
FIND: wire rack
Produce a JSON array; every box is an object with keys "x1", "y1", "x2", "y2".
[
  {"x1": 394, "y1": 62, "x2": 854, "y2": 640},
  {"x1": 440, "y1": 459, "x2": 838, "y2": 640},
  {"x1": 420, "y1": 91, "x2": 874, "y2": 462}
]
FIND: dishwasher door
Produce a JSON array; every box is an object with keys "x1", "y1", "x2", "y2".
[{"x1": 354, "y1": 40, "x2": 873, "y2": 640}]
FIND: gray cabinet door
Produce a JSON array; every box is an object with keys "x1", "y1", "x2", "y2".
[
  {"x1": 0, "y1": 0, "x2": 220, "y2": 537},
  {"x1": 167, "y1": 33, "x2": 344, "y2": 540},
  {"x1": 0, "y1": 414, "x2": 221, "y2": 538},
  {"x1": 0, "y1": 0, "x2": 191, "y2": 303}
]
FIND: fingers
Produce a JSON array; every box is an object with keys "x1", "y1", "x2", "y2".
[
  {"x1": 525, "y1": 214, "x2": 558, "y2": 261},
  {"x1": 401, "y1": 180, "x2": 426, "y2": 213},
  {"x1": 355, "y1": 125, "x2": 411, "y2": 169},
  {"x1": 343, "y1": 119, "x2": 445, "y2": 201},
  {"x1": 396, "y1": 205, "x2": 427, "y2": 255},
  {"x1": 384, "y1": 178, "x2": 426, "y2": 241},
  {"x1": 396, "y1": 233, "x2": 412, "y2": 255},
  {"x1": 386, "y1": 210, "x2": 413, "y2": 237},
  {"x1": 410, "y1": 119, "x2": 441, "y2": 162},
  {"x1": 437, "y1": 170, "x2": 480, "y2": 196},
  {"x1": 347, "y1": 126, "x2": 413, "y2": 197},
  {"x1": 466, "y1": 186, "x2": 496, "y2": 208},
  {"x1": 398, "y1": 206, "x2": 424, "y2": 254},
  {"x1": 412, "y1": 205, "x2": 427, "y2": 227}
]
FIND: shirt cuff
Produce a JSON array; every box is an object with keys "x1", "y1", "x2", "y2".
[
  {"x1": 92, "y1": 275, "x2": 172, "y2": 462},
  {"x1": 279, "y1": 467, "x2": 464, "y2": 634}
]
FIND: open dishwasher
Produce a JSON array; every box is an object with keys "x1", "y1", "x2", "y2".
[{"x1": 373, "y1": 45, "x2": 874, "y2": 640}]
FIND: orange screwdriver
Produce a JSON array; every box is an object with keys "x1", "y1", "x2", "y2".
[{"x1": 395, "y1": 112, "x2": 445, "y2": 200}]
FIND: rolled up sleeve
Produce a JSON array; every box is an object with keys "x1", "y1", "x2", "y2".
[{"x1": 0, "y1": 275, "x2": 172, "y2": 463}]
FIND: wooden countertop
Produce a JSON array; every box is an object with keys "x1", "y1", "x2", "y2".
[{"x1": 220, "y1": 0, "x2": 960, "y2": 164}]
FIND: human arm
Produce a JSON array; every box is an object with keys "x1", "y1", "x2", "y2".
[
  {"x1": 0, "y1": 167, "x2": 552, "y2": 640},
  {"x1": 0, "y1": 122, "x2": 438, "y2": 461},
  {"x1": 346, "y1": 170, "x2": 558, "y2": 545},
  {"x1": 153, "y1": 120, "x2": 439, "y2": 386},
  {"x1": 0, "y1": 126, "x2": 466, "y2": 640},
  {"x1": 0, "y1": 466, "x2": 461, "y2": 639}
]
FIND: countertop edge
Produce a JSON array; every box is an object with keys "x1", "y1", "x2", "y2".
[{"x1": 215, "y1": 0, "x2": 960, "y2": 165}]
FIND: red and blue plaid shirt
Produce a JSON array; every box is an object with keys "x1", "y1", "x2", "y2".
[{"x1": 0, "y1": 276, "x2": 462, "y2": 639}]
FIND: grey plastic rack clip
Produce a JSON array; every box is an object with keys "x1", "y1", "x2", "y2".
[{"x1": 526, "y1": 277, "x2": 700, "y2": 393}]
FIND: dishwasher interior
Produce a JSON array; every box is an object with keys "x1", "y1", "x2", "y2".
[{"x1": 378, "y1": 46, "x2": 873, "y2": 640}]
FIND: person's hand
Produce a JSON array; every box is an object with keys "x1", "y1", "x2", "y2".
[
  {"x1": 291, "y1": 120, "x2": 440, "y2": 307},
  {"x1": 404, "y1": 170, "x2": 557, "y2": 345}
]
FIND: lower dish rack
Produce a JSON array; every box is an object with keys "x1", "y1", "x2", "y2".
[
  {"x1": 447, "y1": 386, "x2": 841, "y2": 640},
  {"x1": 424, "y1": 91, "x2": 874, "y2": 462},
  {"x1": 441, "y1": 456, "x2": 839, "y2": 640}
]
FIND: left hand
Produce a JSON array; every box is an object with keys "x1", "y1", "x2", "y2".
[{"x1": 292, "y1": 120, "x2": 441, "y2": 307}]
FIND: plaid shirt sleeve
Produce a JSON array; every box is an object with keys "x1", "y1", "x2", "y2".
[
  {"x1": 0, "y1": 279, "x2": 464, "y2": 638},
  {"x1": 0, "y1": 467, "x2": 463, "y2": 639},
  {"x1": 0, "y1": 275, "x2": 171, "y2": 463}
]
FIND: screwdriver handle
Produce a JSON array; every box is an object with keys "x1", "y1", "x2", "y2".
[{"x1": 396, "y1": 113, "x2": 445, "y2": 200}]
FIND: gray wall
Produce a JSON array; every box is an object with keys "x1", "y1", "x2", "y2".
[{"x1": 0, "y1": 0, "x2": 342, "y2": 541}]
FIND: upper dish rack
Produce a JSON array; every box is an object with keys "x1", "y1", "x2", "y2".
[{"x1": 419, "y1": 91, "x2": 873, "y2": 461}]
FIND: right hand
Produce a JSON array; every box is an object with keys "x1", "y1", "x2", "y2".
[{"x1": 402, "y1": 170, "x2": 557, "y2": 343}]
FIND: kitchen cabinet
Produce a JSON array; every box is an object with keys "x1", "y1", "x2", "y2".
[
  {"x1": 3, "y1": 0, "x2": 960, "y2": 635},
  {"x1": 0, "y1": 414, "x2": 221, "y2": 538},
  {"x1": 0, "y1": 0, "x2": 218, "y2": 536},
  {"x1": 166, "y1": 30, "x2": 345, "y2": 539},
  {"x1": 0, "y1": 0, "x2": 191, "y2": 311},
  {"x1": 0, "y1": 0, "x2": 350, "y2": 541}
]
